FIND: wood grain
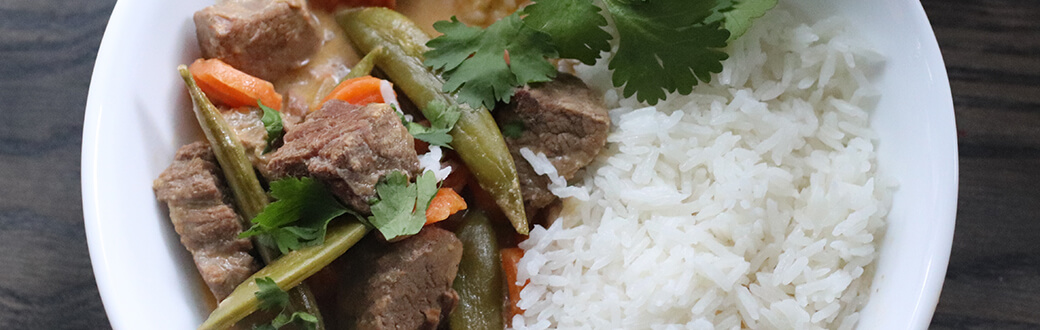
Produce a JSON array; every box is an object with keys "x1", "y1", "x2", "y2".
[
  {"x1": 0, "y1": 0, "x2": 1037, "y2": 329},
  {"x1": 0, "y1": 0, "x2": 114, "y2": 328},
  {"x1": 923, "y1": 0, "x2": 1040, "y2": 328}
]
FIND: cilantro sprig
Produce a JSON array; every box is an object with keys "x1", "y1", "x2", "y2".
[
  {"x1": 522, "y1": 0, "x2": 611, "y2": 65},
  {"x1": 256, "y1": 312, "x2": 318, "y2": 330},
  {"x1": 604, "y1": 0, "x2": 730, "y2": 102},
  {"x1": 400, "y1": 101, "x2": 461, "y2": 149},
  {"x1": 368, "y1": 170, "x2": 439, "y2": 241},
  {"x1": 242, "y1": 171, "x2": 440, "y2": 251},
  {"x1": 723, "y1": 0, "x2": 778, "y2": 42},
  {"x1": 239, "y1": 177, "x2": 355, "y2": 254},
  {"x1": 253, "y1": 277, "x2": 318, "y2": 330},
  {"x1": 500, "y1": 120, "x2": 525, "y2": 139},
  {"x1": 425, "y1": 14, "x2": 558, "y2": 110},
  {"x1": 255, "y1": 277, "x2": 291, "y2": 311},
  {"x1": 424, "y1": 0, "x2": 777, "y2": 107},
  {"x1": 258, "y1": 100, "x2": 283, "y2": 153}
]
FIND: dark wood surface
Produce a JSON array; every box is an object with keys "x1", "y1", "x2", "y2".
[
  {"x1": 925, "y1": 1, "x2": 1040, "y2": 329},
  {"x1": 0, "y1": 0, "x2": 1036, "y2": 329}
]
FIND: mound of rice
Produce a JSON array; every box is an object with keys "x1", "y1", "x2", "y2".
[{"x1": 511, "y1": 8, "x2": 892, "y2": 330}]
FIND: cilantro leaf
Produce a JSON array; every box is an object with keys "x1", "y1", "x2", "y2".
[
  {"x1": 258, "y1": 312, "x2": 318, "y2": 330},
  {"x1": 252, "y1": 277, "x2": 319, "y2": 330},
  {"x1": 500, "y1": 120, "x2": 525, "y2": 139},
  {"x1": 254, "y1": 277, "x2": 289, "y2": 311},
  {"x1": 423, "y1": 0, "x2": 776, "y2": 108},
  {"x1": 724, "y1": 0, "x2": 777, "y2": 41},
  {"x1": 240, "y1": 177, "x2": 354, "y2": 254},
  {"x1": 704, "y1": 0, "x2": 736, "y2": 25},
  {"x1": 401, "y1": 101, "x2": 461, "y2": 149},
  {"x1": 522, "y1": 0, "x2": 611, "y2": 64},
  {"x1": 258, "y1": 100, "x2": 283, "y2": 153},
  {"x1": 258, "y1": 226, "x2": 323, "y2": 253},
  {"x1": 603, "y1": 0, "x2": 730, "y2": 105},
  {"x1": 367, "y1": 171, "x2": 438, "y2": 240},
  {"x1": 425, "y1": 13, "x2": 558, "y2": 110}
]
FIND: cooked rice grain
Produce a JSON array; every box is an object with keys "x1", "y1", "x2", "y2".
[{"x1": 511, "y1": 8, "x2": 893, "y2": 330}]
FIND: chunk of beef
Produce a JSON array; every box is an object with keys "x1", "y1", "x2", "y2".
[
  {"x1": 334, "y1": 227, "x2": 463, "y2": 330},
  {"x1": 221, "y1": 107, "x2": 273, "y2": 177},
  {"x1": 153, "y1": 142, "x2": 258, "y2": 301},
  {"x1": 194, "y1": 0, "x2": 321, "y2": 81},
  {"x1": 266, "y1": 101, "x2": 420, "y2": 213},
  {"x1": 495, "y1": 73, "x2": 611, "y2": 213},
  {"x1": 281, "y1": 89, "x2": 315, "y2": 132}
]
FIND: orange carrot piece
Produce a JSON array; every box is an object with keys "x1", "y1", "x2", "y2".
[
  {"x1": 425, "y1": 188, "x2": 467, "y2": 225},
  {"x1": 319, "y1": 76, "x2": 392, "y2": 109},
  {"x1": 502, "y1": 247, "x2": 527, "y2": 319},
  {"x1": 188, "y1": 58, "x2": 282, "y2": 111}
]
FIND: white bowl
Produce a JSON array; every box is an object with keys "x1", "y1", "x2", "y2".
[{"x1": 82, "y1": 0, "x2": 957, "y2": 329}]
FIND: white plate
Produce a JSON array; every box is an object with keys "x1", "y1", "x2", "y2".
[{"x1": 82, "y1": 1, "x2": 957, "y2": 329}]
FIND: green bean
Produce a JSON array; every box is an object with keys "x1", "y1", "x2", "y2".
[
  {"x1": 450, "y1": 210, "x2": 506, "y2": 330},
  {"x1": 198, "y1": 220, "x2": 370, "y2": 330},
  {"x1": 337, "y1": 8, "x2": 529, "y2": 234},
  {"x1": 179, "y1": 65, "x2": 268, "y2": 220},
  {"x1": 179, "y1": 66, "x2": 326, "y2": 329},
  {"x1": 342, "y1": 46, "x2": 383, "y2": 81}
]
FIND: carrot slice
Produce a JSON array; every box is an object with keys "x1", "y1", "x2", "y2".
[
  {"x1": 188, "y1": 58, "x2": 282, "y2": 111},
  {"x1": 319, "y1": 76, "x2": 392, "y2": 109},
  {"x1": 502, "y1": 247, "x2": 527, "y2": 319},
  {"x1": 425, "y1": 188, "x2": 467, "y2": 225}
]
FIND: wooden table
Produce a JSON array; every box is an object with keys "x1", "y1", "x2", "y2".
[
  {"x1": 0, "y1": 0, "x2": 1035, "y2": 328},
  {"x1": 925, "y1": 1, "x2": 1040, "y2": 329}
]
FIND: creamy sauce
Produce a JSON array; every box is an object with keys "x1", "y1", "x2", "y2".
[
  {"x1": 450, "y1": 0, "x2": 528, "y2": 27},
  {"x1": 398, "y1": 0, "x2": 529, "y2": 34},
  {"x1": 397, "y1": 0, "x2": 457, "y2": 36},
  {"x1": 274, "y1": 10, "x2": 359, "y2": 117},
  {"x1": 273, "y1": 0, "x2": 528, "y2": 117}
]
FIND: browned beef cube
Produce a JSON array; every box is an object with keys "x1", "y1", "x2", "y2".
[
  {"x1": 335, "y1": 227, "x2": 464, "y2": 330},
  {"x1": 266, "y1": 101, "x2": 420, "y2": 213},
  {"x1": 194, "y1": 0, "x2": 321, "y2": 81},
  {"x1": 153, "y1": 142, "x2": 259, "y2": 301},
  {"x1": 496, "y1": 73, "x2": 611, "y2": 212}
]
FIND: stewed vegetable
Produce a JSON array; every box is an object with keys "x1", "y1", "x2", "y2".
[
  {"x1": 337, "y1": 8, "x2": 529, "y2": 234},
  {"x1": 155, "y1": 0, "x2": 694, "y2": 328},
  {"x1": 178, "y1": 65, "x2": 327, "y2": 329},
  {"x1": 450, "y1": 210, "x2": 505, "y2": 330},
  {"x1": 199, "y1": 220, "x2": 369, "y2": 330}
]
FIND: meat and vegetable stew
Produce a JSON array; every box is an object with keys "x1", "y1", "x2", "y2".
[
  {"x1": 154, "y1": 1, "x2": 611, "y2": 329},
  {"x1": 154, "y1": 0, "x2": 775, "y2": 328}
]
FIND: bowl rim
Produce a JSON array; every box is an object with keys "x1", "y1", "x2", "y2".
[{"x1": 82, "y1": 0, "x2": 135, "y2": 328}]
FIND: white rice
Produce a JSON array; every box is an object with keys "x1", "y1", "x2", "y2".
[
  {"x1": 418, "y1": 145, "x2": 453, "y2": 181},
  {"x1": 511, "y1": 8, "x2": 892, "y2": 330}
]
